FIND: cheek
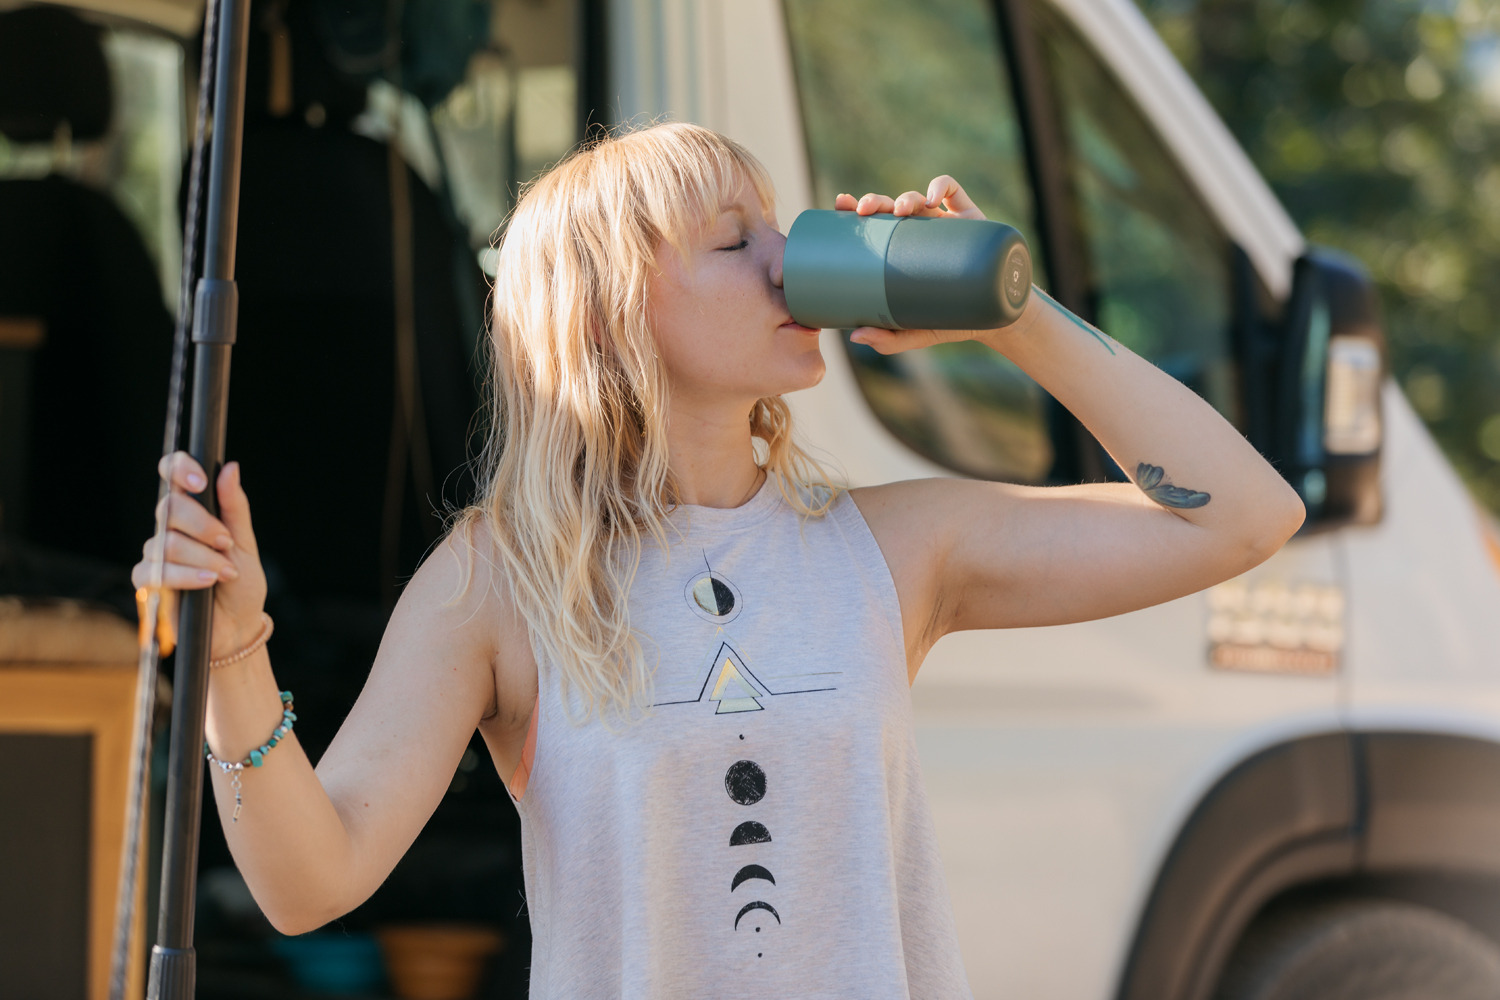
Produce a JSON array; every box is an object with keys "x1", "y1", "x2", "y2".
[{"x1": 652, "y1": 289, "x2": 754, "y2": 371}]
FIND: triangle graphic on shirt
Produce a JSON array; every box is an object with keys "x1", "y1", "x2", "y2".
[
  {"x1": 704, "y1": 643, "x2": 767, "y2": 714},
  {"x1": 710, "y1": 658, "x2": 763, "y2": 714}
]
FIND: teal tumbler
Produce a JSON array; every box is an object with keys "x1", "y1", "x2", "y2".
[{"x1": 782, "y1": 210, "x2": 1032, "y2": 331}]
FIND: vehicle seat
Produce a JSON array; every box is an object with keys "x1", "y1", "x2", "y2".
[{"x1": 0, "y1": 5, "x2": 173, "y2": 576}]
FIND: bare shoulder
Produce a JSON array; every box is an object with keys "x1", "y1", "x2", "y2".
[
  {"x1": 392, "y1": 515, "x2": 538, "y2": 731},
  {"x1": 846, "y1": 477, "x2": 1025, "y2": 547}
]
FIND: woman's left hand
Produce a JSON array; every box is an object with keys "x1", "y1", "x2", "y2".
[{"x1": 833, "y1": 175, "x2": 997, "y2": 355}]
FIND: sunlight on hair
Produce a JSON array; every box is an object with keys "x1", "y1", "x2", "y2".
[{"x1": 449, "y1": 121, "x2": 841, "y2": 727}]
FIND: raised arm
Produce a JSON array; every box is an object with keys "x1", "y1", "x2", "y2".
[
  {"x1": 834, "y1": 180, "x2": 1305, "y2": 671},
  {"x1": 135, "y1": 457, "x2": 527, "y2": 934}
]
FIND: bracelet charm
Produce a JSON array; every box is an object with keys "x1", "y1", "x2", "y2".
[{"x1": 203, "y1": 690, "x2": 295, "y2": 822}]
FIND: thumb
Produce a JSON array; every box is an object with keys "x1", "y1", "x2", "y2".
[{"x1": 216, "y1": 461, "x2": 260, "y2": 557}]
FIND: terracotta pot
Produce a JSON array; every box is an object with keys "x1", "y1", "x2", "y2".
[{"x1": 375, "y1": 923, "x2": 505, "y2": 1000}]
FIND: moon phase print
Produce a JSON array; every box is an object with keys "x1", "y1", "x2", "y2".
[
  {"x1": 685, "y1": 568, "x2": 743, "y2": 624},
  {"x1": 731, "y1": 864, "x2": 775, "y2": 892},
  {"x1": 729, "y1": 821, "x2": 771, "y2": 846},
  {"x1": 724, "y1": 760, "x2": 766, "y2": 805},
  {"x1": 723, "y1": 757, "x2": 779, "y2": 955}
]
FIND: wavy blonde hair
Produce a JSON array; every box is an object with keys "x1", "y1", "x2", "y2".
[{"x1": 452, "y1": 121, "x2": 840, "y2": 724}]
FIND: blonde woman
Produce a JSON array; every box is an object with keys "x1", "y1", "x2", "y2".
[{"x1": 137, "y1": 121, "x2": 1304, "y2": 997}]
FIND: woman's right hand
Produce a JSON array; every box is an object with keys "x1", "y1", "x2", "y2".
[{"x1": 132, "y1": 453, "x2": 269, "y2": 660}]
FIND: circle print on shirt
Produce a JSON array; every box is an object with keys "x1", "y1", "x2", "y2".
[
  {"x1": 724, "y1": 759, "x2": 766, "y2": 805},
  {"x1": 684, "y1": 569, "x2": 743, "y2": 624}
]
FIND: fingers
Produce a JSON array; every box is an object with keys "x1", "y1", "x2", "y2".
[
  {"x1": 924, "y1": 175, "x2": 984, "y2": 219},
  {"x1": 135, "y1": 456, "x2": 267, "y2": 624},
  {"x1": 848, "y1": 326, "x2": 946, "y2": 355},
  {"x1": 156, "y1": 490, "x2": 234, "y2": 553},
  {"x1": 132, "y1": 540, "x2": 234, "y2": 591},
  {"x1": 151, "y1": 456, "x2": 258, "y2": 556},
  {"x1": 215, "y1": 462, "x2": 260, "y2": 558},
  {"x1": 159, "y1": 451, "x2": 208, "y2": 493},
  {"x1": 834, "y1": 181, "x2": 983, "y2": 219},
  {"x1": 135, "y1": 531, "x2": 240, "y2": 589}
]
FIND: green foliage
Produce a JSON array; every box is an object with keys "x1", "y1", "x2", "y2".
[{"x1": 1135, "y1": 0, "x2": 1500, "y2": 510}]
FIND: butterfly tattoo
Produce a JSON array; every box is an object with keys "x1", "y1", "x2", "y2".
[{"x1": 1136, "y1": 463, "x2": 1211, "y2": 509}]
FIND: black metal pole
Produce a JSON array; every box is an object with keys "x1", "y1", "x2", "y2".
[{"x1": 147, "y1": 0, "x2": 250, "y2": 996}]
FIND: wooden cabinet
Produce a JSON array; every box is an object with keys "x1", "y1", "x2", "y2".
[{"x1": 1, "y1": 601, "x2": 150, "y2": 1000}]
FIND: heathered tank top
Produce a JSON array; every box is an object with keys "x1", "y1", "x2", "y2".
[{"x1": 508, "y1": 474, "x2": 973, "y2": 999}]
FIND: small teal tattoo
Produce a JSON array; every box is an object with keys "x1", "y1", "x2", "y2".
[
  {"x1": 1136, "y1": 463, "x2": 1211, "y2": 509},
  {"x1": 1036, "y1": 287, "x2": 1115, "y2": 355}
]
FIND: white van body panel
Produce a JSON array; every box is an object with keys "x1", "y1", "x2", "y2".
[
  {"x1": 602, "y1": 0, "x2": 1496, "y2": 996},
  {"x1": 1343, "y1": 385, "x2": 1500, "y2": 728}
]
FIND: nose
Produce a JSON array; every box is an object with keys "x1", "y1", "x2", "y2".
[{"x1": 769, "y1": 228, "x2": 788, "y2": 289}]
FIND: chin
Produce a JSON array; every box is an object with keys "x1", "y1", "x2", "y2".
[{"x1": 781, "y1": 351, "x2": 826, "y2": 393}]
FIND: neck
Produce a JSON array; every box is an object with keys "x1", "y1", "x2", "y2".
[{"x1": 666, "y1": 395, "x2": 764, "y2": 508}]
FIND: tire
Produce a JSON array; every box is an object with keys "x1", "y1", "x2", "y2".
[{"x1": 1214, "y1": 899, "x2": 1500, "y2": 1000}]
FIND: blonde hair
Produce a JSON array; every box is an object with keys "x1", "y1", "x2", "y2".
[{"x1": 453, "y1": 121, "x2": 840, "y2": 724}]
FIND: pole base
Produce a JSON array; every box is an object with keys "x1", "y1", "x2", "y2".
[{"x1": 146, "y1": 944, "x2": 194, "y2": 1000}]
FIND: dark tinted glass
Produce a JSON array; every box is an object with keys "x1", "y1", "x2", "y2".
[
  {"x1": 784, "y1": 0, "x2": 1054, "y2": 482},
  {"x1": 1034, "y1": 3, "x2": 1237, "y2": 419}
]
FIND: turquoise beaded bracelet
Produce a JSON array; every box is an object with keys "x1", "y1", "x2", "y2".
[{"x1": 203, "y1": 690, "x2": 296, "y2": 823}]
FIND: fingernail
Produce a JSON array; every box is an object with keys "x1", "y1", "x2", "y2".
[
  {"x1": 187, "y1": 472, "x2": 206, "y2": 490},
  {"x1": 215, "y1": 535, "x2": 234, "y2": 552},
  {"x1": 197, "y1": 569, "x2": 217, "y2": 582},
  {"x1": 219, "y1": 564, "x2": 240, "y2": 581}
]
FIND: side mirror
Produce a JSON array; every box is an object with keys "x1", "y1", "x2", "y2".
[{"x1": 1274, "y1": 248, "x2": 1385, "y2": 526}]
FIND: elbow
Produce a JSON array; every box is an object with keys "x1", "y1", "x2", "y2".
[
  {"x1": 1241, "y1": 484, "x2": 1307, "y2": 568},
  {"x1": 1274, "y1": 481, "x2": 1308, "y2": 545},
  {"x1": 256, "y1": 882, "x2": 351, "y2": 937},
  {"x1": 264, "y1": 901, "x2": 340, "y2": 938},
  {"x1": 265, "y1": 911, "x2": 316, "y2": 938}
]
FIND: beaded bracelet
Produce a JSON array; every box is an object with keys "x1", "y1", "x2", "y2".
[
  {"x1": 204, "y1": 690, "x2": 296, "y2": 823},
  {"x1": 210, "y1": 612, "x2": 274, "y2": 669}
]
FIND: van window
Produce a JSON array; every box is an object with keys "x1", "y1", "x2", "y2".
[
  {"x1": 1032, "y1": 3, "x2": 1237, "y2": 420},
  {"x1": 784, "y1": 0, "x2": 1054, "y2": 483},
  {"x1": 430, "y1": 0, "x2": 579, "y2": 256},
  {"x1": 0, "y1": 26, "x2": 185, "y2": 311}
]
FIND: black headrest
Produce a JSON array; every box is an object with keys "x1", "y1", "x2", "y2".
[{"x1": 0, "y1": 5, "x2": 112, "y2": 143}]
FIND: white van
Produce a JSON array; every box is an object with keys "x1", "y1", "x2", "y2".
[
  {"x1": 593, "y1": 0, "x2": 1500, "y2": 997},
  {"x1": 7, "y1": 0, "x2": 1500, "y2": 997}
]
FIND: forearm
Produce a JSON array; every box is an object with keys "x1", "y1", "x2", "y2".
[
  {"x1": 205, "y1": 651, "x2": 356, "y2": 935},
  {"x1": 983, "y1": 289, "x2": 1305, "y2": 547}
]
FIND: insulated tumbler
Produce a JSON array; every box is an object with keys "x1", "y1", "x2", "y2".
[{"x1": 782, "y1": 210, "x2": 1032, "y2": 331}]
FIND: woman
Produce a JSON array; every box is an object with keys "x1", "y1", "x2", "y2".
[{"x1": 137, "y1": 121, "x2": 1304, "y2": 997}]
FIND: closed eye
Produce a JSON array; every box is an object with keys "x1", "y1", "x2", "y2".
[{"x1": 719, "y1": 238, "x2": 749, "y2": 251}]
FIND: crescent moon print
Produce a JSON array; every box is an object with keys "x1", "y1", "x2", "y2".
[
  {"x1": 735, "y1": 900, "x2": 781, "y2": 931},
  {"x1": 731, "y1": 864, "x2": 776, "y2": 892},
  {"x1": 730, "y1": 821, "x2": 772, "y2": 846}
]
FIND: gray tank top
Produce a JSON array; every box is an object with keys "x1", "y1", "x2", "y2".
[{"x1": 510, "y1": 475, "x2": 973, "y2": 999}]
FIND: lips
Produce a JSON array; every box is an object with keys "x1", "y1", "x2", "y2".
[{"x1": 779, "y1": 318, "x2": 821, "y2": 334}]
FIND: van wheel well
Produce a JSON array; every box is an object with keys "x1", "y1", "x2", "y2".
[
  {"x1": 1215, "y1": 883, "x2": 1500, "y2": 1000},
  {"x1": 1238, "y1": 873, "x2": 1500, "y2": 958}
]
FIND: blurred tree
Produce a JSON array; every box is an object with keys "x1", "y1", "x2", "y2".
[{"x1": 1135, "y1": 0, "x2": 1500, "y2": 510}]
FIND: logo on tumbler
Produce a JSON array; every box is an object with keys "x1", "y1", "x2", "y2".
[{"x1": 1004, "y1": 244, "x2": 1031, "y2": 309}]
